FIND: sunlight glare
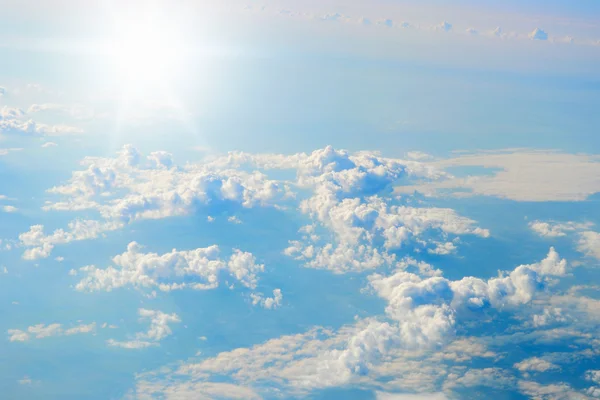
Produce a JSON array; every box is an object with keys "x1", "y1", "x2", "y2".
[{"x1": 109, "y1": 11, "x2": 190, "y2": 98}]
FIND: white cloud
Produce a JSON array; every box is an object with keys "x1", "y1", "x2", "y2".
[
  {"x1": 75, "y1": 242, "x2": 265, "y2": 293},
  {"x1": 0, "y1": 147, "x2": 23, "y2": 156},
  {"x1": 397, "y1": 150, "x2": 600, "y2": 201},
  {"x1": 41, "y1": 141, "x2": 57, "y2": 148},
  {"x1": 107, "y1": 309, "x2": 180, "y2": 349},
  {"x1": 518, "y1": 380, "x2": 589, "y2": 399},
  {"x1": 529, "y1": 220, "x2": 594, "y2": 237},
  {"x1": 578, "y1": 231, "x2": 600, "y2": 260},
  {"x1": 514, "y1": 357, "x2": 560, "y2": 373},
  {"x1": 27, "y1": 103, "x2": 95, "y2": 120},
  {"x1": 406, "y1": 151, "x2": 433, "y2": 161},
  {"x1": 321, "y1": 12, "x2": 342, "y2": 22},
  {"x1": 529, "y1": 28, "x2": 548, "y2": 40},
  {"x1": 228, "y1": 215, "x2": 242, "y2": 224},
  {"x1": 436, "y1": 21, "x2": 452, "y2": 32},
  {"x1": 251, "y1": 289, "x2": 283, "y2": 309},
  {"x1": 35, "y1": 144, "x2": 461, "y2": 264},
  {"x1": 376, "y1": 392, "x2": 450, "y2": 400},
  {"x1": 8, "y1": 322, "x2": 96, "y2": 342},
  {"x1": 377, "y1": 19, "x2": 394, "y2": 28},
  {"x1": 586, "y1": 370, "x2": 600, "y2": 385},
  {"x1": 19, "y1": 220, "x2": 123, "y2": 260},
  {"x1": 2, "y1": 205, "x2": 17, "y2": 213}
]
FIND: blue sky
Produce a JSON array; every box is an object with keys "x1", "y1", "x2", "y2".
[{"x1": 1, "y1": 1, "x2": 600, "y2": 399}]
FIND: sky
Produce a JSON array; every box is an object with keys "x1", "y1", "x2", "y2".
[{"x1": 1, "y1": 1, "x2": 600, "y2": 399}]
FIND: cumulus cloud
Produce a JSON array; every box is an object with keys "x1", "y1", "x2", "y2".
[
  {"x1": 251, "y1": 289, "x2": 283, "y2": 309},
  {"x1": 75, "y1": 242, "x2": 264, "y2": 293},
  {"x1": 228, "y1": 215, "x2": 242, "y2": 224},
  {"x1": 578, "y1": 231, "x2": 600, "y2": 260},
  {"x1": 107, "y1": 309, "x2": 179, "y2": 349},
  {"x1": 436, "y1": 21, "x2": 452, "y2": 32},
  {"x1": 586, "y1": 370, "x2": 600, "y2": 384},
  {"x1": 529, "y1": 220, "x2": 594, "y2": 237},
  {"x1": 514, "y1": 357, "x2": 560, "y2": 373},
  {"x1": 2, "y1": 205, "x2": 17, "y2": 213},
  {"x1": 32, "y1": 144, "x2": 462, "y2": 263},
  {"x1": 529, "y1": 28, "x2": 548, "y2": 40},
  {"x1": 8, "y1": 322, "x2": 96, "y2": 342},
  {"x1": 19, "y1": 220, "x2": 123, "y2": 260},
  {"x1": 376, "y1": 392, "x2": 449, "y2": 400}
]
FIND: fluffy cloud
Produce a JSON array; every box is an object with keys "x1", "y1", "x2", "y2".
[
  {"x1": 514, "y1": 357, "x2": 560, "y2": 373},
  {"x1": 29, "y1": 144, "x2": 466, "y2": 264},
  {"x1": 376, "y1": 392, "x2": 449, "y2": 400},
  {"x1": 518, "y1": 380, "x2": 591, "y2": 400},
  {"x1": 530, "y1": 220, "x2": 594, "y2": 238},
  {"x1": 8, "y1": 322, "x2": 96, "y2": 342},
  {"x1": 134, "y1": 248, "x2": 568, "y2": 397},
  {"x1": 364, "y1": 247, "x2": 567, "y2": 355},
  {"x1": 586, "y1": 370, "x2": 600, "y2": 384},
  {"x1": 436, "y1": 21, "x2": 452, "y2": 32},
  {"x1": 251, "y1": 289, "x2": 283, "y2": 309},
  {"x1": 279, "y1": 146, "x2": 487, "y2": 273},
  {"x1": 75, "y1": 242, "x2": 265, "y2": 293},
  {"x1": 529, "y1": 28, "x2": 548, "y2": 40},
  {"x1": 578, "y1": 231, "x2": 600, "y2": 260},
  {"x1": 0, "y1": 104, "x2": 82, "y2": 136},
  {"x1": 107, "y1": 309, "x2": 180, "y2": 349},
  {"x1": 19, "y1": 220, "x2": 123, "y2": 260}
]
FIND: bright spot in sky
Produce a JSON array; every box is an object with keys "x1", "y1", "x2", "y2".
[{"x1": 107, "y1": 10, "x2": 191, "y2": 100}]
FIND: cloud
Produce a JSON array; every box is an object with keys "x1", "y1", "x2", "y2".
[
  {"x1": 378, "y1": 19, "x2": 394, "y2": 28},
  {"x1": 321, "y1": 12, "x2": 342, "y2": 22},
  {"x1": 578, "y1": 231, "x2": 600, "y2": 260},
  {"x1": 34, "y1": 144, "x2": 463, "y2": 264},
  {"x1": 586, "y1": 370, "x2": 600, "y2": 385},
  {"x1": 0, "y1": 87, "x2": 5, "y2": 96},
  {"x1": 41, "y1": 141, "x2": 57, "y2": 148},
  {"x1": 75, "y1": 242, "x2": 264, "y2": 293},
  {"x1": 251, "y1": 289, "x2": 283, "y2": 309},
  {"x1": 397, "y1": 150, "x2": 600, "y2": 201},
  {"x1": 19, "y1": 220, "x2": 123, "y2": 260},
  {"x1": 8, "y1": 322, "x2": 96, "y2": 342},
  {"x1": 529, "y1": 220, "x2": 594, "y2": 237},
  {"x1": 529, "y1": 28, "x2": 548, "y2": 40},
  {"x1": 514, "y1": 357, "x2": 560, "y2": 373},
  {"x1": 0, "y1": 147, "x2": 23, "y2": 156},
  {"x1": 26, "y1": 103, "x2": 95, "y2": 120},
  {"x1": 0, "y1": 103, "x2": 82, "y2": 136},
  {"x1": 376, "y1": 392, "x2": 450, "y2": 400},
  {"x1": 228, "y1": 215, "x2": 242, "y2": 224},
  {"x1": 2, "y1": 205, "x2": 17, "y2": 213},
  {"x1": 107, "y1": 309, "x2": 179, "y2": 349},
  {"x1": 17, "y1": 377, "x2": 33, "y2": 385},
  {"x1": 517, "y1": 380, "x2": 588, "y2": 399},
  {"x1": 436, "y1": 21, "x2": 452, "y2": 32}
]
